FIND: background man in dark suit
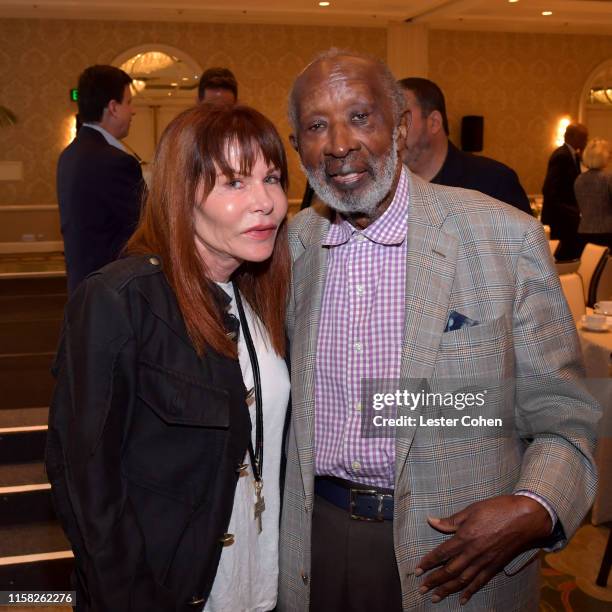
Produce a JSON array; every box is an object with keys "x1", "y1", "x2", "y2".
[
  {"x1": 57, "y1": 65, "x2": 144, "y2": 293},
  {"x1": 541, "y1": 123, "x2": 589, "y2": 261},
  {"x1": 197, "y1": 67, "x2": 238, "y2": 105},
  {"x1": 398, "y1": 77, "x2": 532, "y2": 216}
]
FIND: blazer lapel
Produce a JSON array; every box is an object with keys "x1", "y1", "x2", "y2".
[
  {"x1": 290, "y1": 212, "x2": 331, "y2": 502},
  {"x1": 395, "y1": 174, "x2": 458, "y2": 484}
]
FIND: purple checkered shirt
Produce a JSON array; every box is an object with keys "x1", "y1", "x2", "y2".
[
  {"x1": 314, "y1": 168, "x2": 409, "y2": 488},
  {"x1": 312, "y1": 166, "x2": 559, "y2": 528}
]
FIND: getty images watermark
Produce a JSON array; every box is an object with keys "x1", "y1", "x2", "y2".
[
  {"x1": 359, "y1": 378, "x2": 606, "y2": 439},
  {"x1": 370, "y1": 387, "x2": 500, "y2": 429}
]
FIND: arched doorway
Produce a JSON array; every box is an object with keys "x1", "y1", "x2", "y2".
[
  {"x1": 112, "y1": 44, "x2": 202, "y2": 166},
  {"x1": 579, "y1": 59, "x2": 612, "y2": 142}
]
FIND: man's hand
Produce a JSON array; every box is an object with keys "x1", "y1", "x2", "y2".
[{"x1": 415, "y1": 495, "x2": 552, "y2": 605}]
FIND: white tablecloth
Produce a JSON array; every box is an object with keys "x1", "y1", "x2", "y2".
[{"x1": 578, "y1": 317, "x2": 612, "y2": 524}]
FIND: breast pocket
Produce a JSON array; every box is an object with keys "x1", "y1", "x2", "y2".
[
  {"x1": 436, "y1": 314, "x2": 513, "y2": 379},
  {"x1": 137, "y1": 360, "x2": 230, "y2": 428},
  {"x1": 123, "y1": 361, "x2": 232, "y2": 503}
]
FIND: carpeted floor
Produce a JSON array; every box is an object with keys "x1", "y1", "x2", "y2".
[
  {"x1": 541, "y1": 523, "x2": 612, "y2": 611},
  {"x1": 0, "y1": 524, "x2": 609, "y2": 612}
]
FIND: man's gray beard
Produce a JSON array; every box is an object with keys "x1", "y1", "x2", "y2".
[{"x1": 301, "y1": 137, "x2": 398, "y2": 218}]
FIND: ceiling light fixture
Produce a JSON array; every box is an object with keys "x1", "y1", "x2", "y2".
[
  {"x1": 508, "y1": 0, "x2": 519, "y2": 3},
  {"x1": 542, "y1": 10, "x2": 553, "y2": 16},
  {"x1": 590, "y1": 88, "x2": 612, "y2": 105},
  {"x1": 319, "y1": 1, "x2": 330, "y2": 6},
  {"x1": 120, "y1": 51, "x2": 175, "y2": 76}
]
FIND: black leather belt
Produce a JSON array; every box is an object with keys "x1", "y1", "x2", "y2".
[{"x1": 315, "y1": 476, "x2": 394, "y2": 521}]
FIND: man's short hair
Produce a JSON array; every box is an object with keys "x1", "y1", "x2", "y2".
[
  {"x1": 77, "y1": 65, "x2": 132, "y2": 123},
  {"x1": 288, "y1": 48, "x2": 405, "y2": 133},
  {"x1": 397, "y1": 77, "x2": 449, "y2": 136},
  {"x1": 564, "y1": 123, "x2": 588, "y2": 150},
  {"x1": 197, "y1": 67, "x2": 238, "y2": 102}
]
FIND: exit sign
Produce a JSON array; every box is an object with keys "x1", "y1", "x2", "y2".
[{"x1": 70, "y1": 88, "x2": 78, "y2": 102}]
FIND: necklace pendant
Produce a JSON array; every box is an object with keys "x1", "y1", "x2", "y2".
[{"x1": 254, "y1": 480, "x2": 265, "y2": 534}]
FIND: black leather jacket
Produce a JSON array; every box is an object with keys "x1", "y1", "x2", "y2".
[{"x1": 45, "y1": 255, "x2": 251, "y2": 611}]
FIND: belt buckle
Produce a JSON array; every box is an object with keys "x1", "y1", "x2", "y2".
[{"x1": 350, "y1": 488, "x2": 386, "y2": 522}]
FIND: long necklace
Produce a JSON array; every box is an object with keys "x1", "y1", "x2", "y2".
[{"x1": 232, "y1": 281, "x2": 265, "y2": 533}]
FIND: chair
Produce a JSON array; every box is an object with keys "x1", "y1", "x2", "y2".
[
  {"x1": 559, "y1": 273, "x2": 586, "y2": 322},
  {"x1": 596, "y1": 529, "x2": 612, "y2": 587},
  {"x1": 592, "y1": 255, "x2": 612, "y2": 304},
  {"x1": 555, "y1": 259, "x2": 580, "y2": 275},
  {"x1": 577, "y1": 243, "x2": 610, "y2": 306}
]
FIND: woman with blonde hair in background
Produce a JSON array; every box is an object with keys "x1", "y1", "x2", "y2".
[{"x1": 575, "y1": 137, "x2": 612, "y2": 250}]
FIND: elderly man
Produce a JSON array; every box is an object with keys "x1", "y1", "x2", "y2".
[{"x1": 279, "y1": 49, "x2": 599, "y2": 611}]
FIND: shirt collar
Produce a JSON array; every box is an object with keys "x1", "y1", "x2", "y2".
[
  {"x1": 323, "y1": 165, "x2": 409, "y2": 247},
  {"x1": 82, "y1": 123, "x2": 127, "y2": 153}
]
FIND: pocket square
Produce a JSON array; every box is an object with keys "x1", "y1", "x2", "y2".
[{"x1": 445, "y1": 310, "x2": 479, "y2": 332}]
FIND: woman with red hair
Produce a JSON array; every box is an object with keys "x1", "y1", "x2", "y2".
[{"x1": 46, "y1": 104, "x2": 290, "y2": 611}]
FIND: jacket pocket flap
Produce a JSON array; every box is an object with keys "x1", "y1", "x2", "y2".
[{"x1": 138, "y1": 361, "x2": 230, "y2": 428}]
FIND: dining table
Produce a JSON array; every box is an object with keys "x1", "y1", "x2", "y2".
[{"x1": 577, "y1": 312, "x2": 612, "y2": 525}]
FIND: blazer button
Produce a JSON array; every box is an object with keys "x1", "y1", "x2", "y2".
[
  {"x1": 301, "y1": 570, "x2": 309, "y2": 585},
  {"x1": 188, "y1": 595, "x2": 206, "y2": 606},
  {"x1": 219, "y1": 533, "x2": 235, "y2": 546},
  {"x1": 148, "y1": 256, "x2": 160, "y2": 266}
]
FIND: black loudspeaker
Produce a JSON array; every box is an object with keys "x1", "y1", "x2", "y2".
[{"x1": 461, "y1": 115, "x2": 484, "y2": 152}]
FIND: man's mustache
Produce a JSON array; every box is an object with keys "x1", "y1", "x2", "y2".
[{"x1": 322, "y1": 157, "x2": 373, "y2": 179}]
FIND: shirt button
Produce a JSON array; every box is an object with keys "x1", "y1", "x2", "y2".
[
  {"x1": 352, "y1": 460, "x2": 361, "y2": 471},
  {"x1": 355, "y1": 284, "x2": 364, "y2": 295},
  {"x1": 355, "y1": 402, "x2": 362, "y2": 412},
  {"x1": 355, "y1": 234, "x2": 366, "y2": 242},
  {"x1": 354, "y1": 342, "x2": 363, "y2": 353},
  {"x1": 149, "y1": 256, "x2": 160, "y2": 265}
]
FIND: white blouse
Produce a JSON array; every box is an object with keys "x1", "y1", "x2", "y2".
[{"x1": 204, "y1": 282, "x2": 290, "y2": 612}]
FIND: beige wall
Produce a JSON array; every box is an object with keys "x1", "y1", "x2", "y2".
[
  {"x1": 1, "y1": 19, "x2": 612, "y2": 212},
  {"x1": 428, "y1": 30, "x2": 612, "y2": 195},
  {"x1": 0, "y1": 18, "x2": 386, "y2": 209}
]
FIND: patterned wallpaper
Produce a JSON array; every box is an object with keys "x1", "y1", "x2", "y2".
[
  {"x1": 0, "y1": 18, "x2": 386, "y2": 206},
  {"x1": 429, "y1": 30, "x2": 612, "y2": 195},
  {"x1": 2, "y1": 19, "x2": 612, "y2": 206}
]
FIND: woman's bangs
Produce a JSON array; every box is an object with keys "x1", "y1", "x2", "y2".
[{"x1": 210, "y1": 118, "x2": 286, "y2": 187}]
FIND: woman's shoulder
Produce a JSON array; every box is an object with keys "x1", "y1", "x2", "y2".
[
  {"x1": 576, "y1": 169, "x2": 605, "y2": 187},
  {"x1": 84, "y1": 254, "x2": 165, "y2": 294},
  {"x1": 65, "y1": 255, "x2": 172, "y2": 339},
  {"x1": 67, "y1": 255, "x2": 168, "y2": 316}
]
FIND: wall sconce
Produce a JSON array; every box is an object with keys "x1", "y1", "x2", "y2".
[
  {"x1": 554, "y1": 116, "x2": 571, "y2": 147},
  {"x1": 62, "y1": 114, "x2": 78, "y2": 148}
]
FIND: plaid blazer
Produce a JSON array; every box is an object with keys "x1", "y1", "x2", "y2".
[{"x1": 279, "y1": 170, "x2": 600, "y2": 611}]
